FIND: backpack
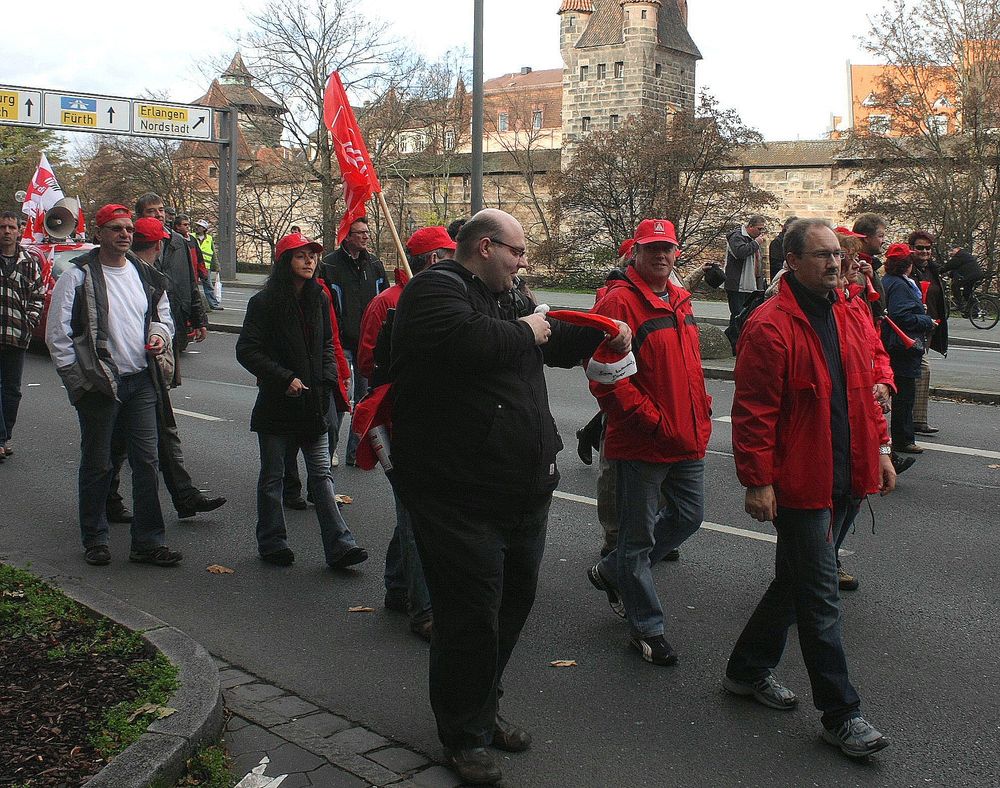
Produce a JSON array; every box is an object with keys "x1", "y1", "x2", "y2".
[{"x1": 724, "y1": 290, "x2": 767, "y2": 355}]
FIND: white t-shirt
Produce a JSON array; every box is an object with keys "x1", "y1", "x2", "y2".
[{"x1": 102, "y1": 263, "x2": 152, "y2": 374}]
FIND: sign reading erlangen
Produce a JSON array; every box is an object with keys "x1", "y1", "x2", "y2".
[{"x1": 132, "y1": 101, "x2": 212, "y2": 140}]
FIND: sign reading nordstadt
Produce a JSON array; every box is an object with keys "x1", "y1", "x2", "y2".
[
  {"x1": 0, "y1": 87, "x2": 42, "y2": 126},
  {"x1": 132, "y1": 101, "x2": 212, "y2": 140}
]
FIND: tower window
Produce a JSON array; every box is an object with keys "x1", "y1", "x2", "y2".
[
  {"x1": 580, "y1": 65, "x2": 589, "y2": 81},
  {"x1": 655, "y1": 63, "x2": 662, "y2": 78},
  {"x1": 614, "y1": 61, "x2": 624, "y2": 78},
  {"x1": 609, "y1": 115, "x2": 619, "y2": 130},
  {"x1": 597, "y1": 63, "x2": 607, "y2": 80},
  {"x1": 641, "y1": 9, "x2": 647, "y2": 19},
  {"x1": 581, "y1": 117, "x2": 591, "y2": 132}
]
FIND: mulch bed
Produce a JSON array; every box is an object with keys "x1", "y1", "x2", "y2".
[{"x1": 0, "y1": 567, "x2": 169, "y2": 787}]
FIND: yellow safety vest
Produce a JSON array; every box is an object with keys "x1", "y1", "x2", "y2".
[{"x1": 199, "y1": 233, "x2": 214, "y2": 268}]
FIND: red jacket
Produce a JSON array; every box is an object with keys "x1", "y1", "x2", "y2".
[
  {"x1": 357, "y1": 284, "x2": 402, "y2": 381},
  {"x1": 317, "y1": 279, "x2": 352, "y2": 412},
  {"x1": 845, "y1": 283, "x2": 895, "y2": 392},
  {"x1": 732, "y1": 283, "x2": 890, "y2": 509},
  {"x1": 590, "y1": 266, "x2": 712, "y2": 463}
]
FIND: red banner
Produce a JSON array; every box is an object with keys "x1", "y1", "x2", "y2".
[{"x1": 323, "y1": 71, "x2": 381, "y2": 245}]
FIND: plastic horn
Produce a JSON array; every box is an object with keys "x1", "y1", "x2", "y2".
[
  {"x1": 919, "y1": 280, "x2": 930, "y2": 305},
  {"x1": 884, "y1": 317, "x2": 916, "y2": 350},
  {"x1": 864, "y1": 275, "x2": 881, "y2": 302}
]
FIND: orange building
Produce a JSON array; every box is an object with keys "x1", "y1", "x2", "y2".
[{"x1": 847, "y1": 62, "x2": 958, "y2": 137}]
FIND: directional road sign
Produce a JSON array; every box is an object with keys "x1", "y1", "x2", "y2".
[
  {"x1": 0, "y1": 87, "x2": 42, "y2": 126},
  {"x1": 132, "y1": 101, "x2": 213, "y2": 140},
  {"x1": 42, "y1": 92, "x2": 131, "y2": 133}
]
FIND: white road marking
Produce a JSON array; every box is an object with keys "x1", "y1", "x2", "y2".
[
  {"x1": 711, "y1": 417, "x2": 1000, "y2": 460},
  {"x1": 186, "y1": 378, "x2": 257, "y2": 390},
  {"x1": 172, "y1": 408, "x2": 226, "y2": 422},
  {"x1": 236, "y1": 755, "x2": 287, "y2": 787}
]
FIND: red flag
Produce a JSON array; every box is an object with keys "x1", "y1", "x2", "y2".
[{"x1": 323, "y1": 71, "x2": 381, "y2": 246}]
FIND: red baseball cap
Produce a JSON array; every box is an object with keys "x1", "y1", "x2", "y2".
[
  {"x1": 617, "y1": 238, "x2": 635, "y2": 258},
  {"x1": 833, "y1": 226, "x2": 866, "y2": 238},
  {"x1": 885, "y1": 242, "x2": 912, "y2": 259},
  {"x1": 133, "y1": 217, "x2": 170, "y2": 242},
  {"x1": 96, "y1": 204, "x2": 132, "y2": 227},
  {"x1": 634, "y1": 218, "x2": 678, "y2": 246},
  {"x1": 406, "y1": 226, "x2": 456, "y2": 257},
  {"x1": 275, "y1": 232, "x2": 323, "y2": 261}
]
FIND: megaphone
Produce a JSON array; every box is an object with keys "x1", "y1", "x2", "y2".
[{"x1": 44, "y1": 197, "x2": 80, "y2": 239}]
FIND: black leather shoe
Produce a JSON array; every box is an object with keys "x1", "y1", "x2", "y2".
[
  {"x1": 444, "y1": 747, "x2": 502, "y2": 785},
  {"x1": 662, "y1": 548, "x2": 680, "y2": 562},
  {"x1": 176, "y1": 495, "x2": 227, "y2": 519},
  {"x1": 384, "y1": 588, "x2": 408, "y2": 614},
  {"x1": 492, "y1": 713, "x2": 532, "y2": 752},
  {"x1": 283, "y1": 496, "x2": 307, "y2": 510},
  {"x1": 328, "y1": 546, "x2": 368, "y2": 569},
  {"x1": 260, "y1": 547, "x2": 295, "y2": 566},
  {"x1": 913, "y1": 423, "x2": 939, "y2": 435},
  {"x1": 575, "y1": 428, "x2": 593, "y2": 465},
  {"x1": 107, "y1": 504, "x2": 133, "y2": 524},
  {"x1": 891, "y1": 454, "x2": 916, "y2": 474}
]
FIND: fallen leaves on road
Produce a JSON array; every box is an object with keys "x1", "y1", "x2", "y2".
[
  {"x1": 127, "y1": 703, "x2": 177, "y2": 722},
  {"x1": 335, "y1": 494, "x2": 353, "y2": 505},
  {"x1": 206, "y1": 564, "x2": 235, "y2": 574},
  {"x1": 988, "y1": 464, "x2": 999, "y2": 469},
  {"x1": 549, "y1": 660, "x2": 577, "y2": 668},
  {"x1": 348, "y1": 606, "x2": 375, "y2": 613}
]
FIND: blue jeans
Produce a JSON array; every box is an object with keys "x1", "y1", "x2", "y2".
[
  {"x1": 201, "y1": 272, "x2": 221, "y2": 309},
  {"x1": 336, "y1": 349, "x2": 367, "y2": 463},
  {"x1": 256, "y1": 431, "x2": 358, "y2": 564},
  {"x1": 726, "y1": 499, "x2": 862, "y2": 728},
  {"x1": 384, "y1": 481, "x2": 432, "y2": 620},
  {"x1": 74, "y1": 370, "x2": 166, "y2": 551},
  {"x1": 600, "y1": 459, "x2": 704, "y2": 638},
  {"x1": 0, "y1": 346, "x2": 26, "y2": 445}
]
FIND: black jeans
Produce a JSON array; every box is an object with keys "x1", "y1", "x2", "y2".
[
  {"x1": 726, "y1": 289, "x2": 753, "y2": 318},
  {"x1": 891, "y1": 375, "x2": 916, "y2": 447},
  {"x1": 404, "y1": 491, "x2": 550, "y2": 749},
  {"x1": 0, "y1": 345, "x2": 26, "y2": 444},
  {"x1": 726, "y1": 499, "x2": 862, "y2": 729}
]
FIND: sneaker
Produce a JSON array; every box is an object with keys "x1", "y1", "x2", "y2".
[
  {"x1": 443, "y1": 746, "x2": 501, "y2": 785},
  {"x1": 822, "y1": 716, "x2": 890, "y2": 758},
  {"x1": 84, "y1": 545, "x2": 111, "y2": 566},
  {"x1": 723, "y1": 673, "x2": 798, "y2": 710},
  {"x1": 629, "y1": 634, "x2": 677, "y2": 666},
  {"x1": 129, "y1": 545, "x2": 183, "y2": 566},
  {"x1": 913, "y1": 423, "x2": 939, "y2": 435},
  {"x1": 331, "y1": 452, "x2": 339, "y2": 468},
  {"x1": 837, "y1": 565, "x2": 859, "y2": 591},
  {"x1": 328, "y1": 546, "x2": 368, "y2": 569},
  {"x1": 261, "y1": 547, "x2": 295, "y2": 566},
  {"x1": 587, "y1": 564, "x2": 625, "y2": 619}
]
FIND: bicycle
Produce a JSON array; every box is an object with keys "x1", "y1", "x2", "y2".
[{"x1": 943, "y1": 275, "x2": 1000, "y2": 330}]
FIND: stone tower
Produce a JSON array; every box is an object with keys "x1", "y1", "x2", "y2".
[{"x1": 558, "y1": 0, "x2": 700, "y2": 149}]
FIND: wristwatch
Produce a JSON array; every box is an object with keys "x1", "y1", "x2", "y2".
[{"x1": 879, "y1": 444, "x2": 892, "y2": 455}]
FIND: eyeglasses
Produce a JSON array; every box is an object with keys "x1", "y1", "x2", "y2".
[
  {"x1": 489, "y1": 238, "x2": 527, "y2": 258},
  {"x1": 914, "y1": 245, "x2": 933, "y2": 251},
  {"x1": 806, "y1": 250, "x2": 846, "y2": 261}
]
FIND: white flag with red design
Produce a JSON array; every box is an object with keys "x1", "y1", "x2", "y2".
[{"x1": 22, "y1": 153, "x2": 65, "y2": 221}]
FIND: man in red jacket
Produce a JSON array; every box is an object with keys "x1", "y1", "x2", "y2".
[
  {"x1": 586, "y1": 218, "x2": 713, "y2": 667},
  {"x1": 725, "y1": 218, "x2": 895, "y2": 759}
]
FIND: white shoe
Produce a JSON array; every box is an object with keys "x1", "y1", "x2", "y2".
[{"x1": 331, "y1": 452, "x2": 339, "y2": 467}]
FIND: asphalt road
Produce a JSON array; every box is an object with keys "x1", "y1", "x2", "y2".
[{"x1": 3, "y1": 334, "x2": 999, "y2": 787}]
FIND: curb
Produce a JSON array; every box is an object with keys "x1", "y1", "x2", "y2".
[
  {"x1": 928, "y1": 386, "x2": 1000, "y2": 405},
  {"x1": 0, "y1": 552, "x2": 224, "y2": 787}
]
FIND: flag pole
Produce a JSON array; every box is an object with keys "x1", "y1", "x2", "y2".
[{"x1": 375, "y1": 191, "x2": 412, "y2": 279}]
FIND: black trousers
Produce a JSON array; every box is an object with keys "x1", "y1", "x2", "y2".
[
  {"x1": 890, "y1": 375, "x2": 916, "y2": 447},
  {"x1": 403, "y1": 490, "x2": 551, "y2": 749}
]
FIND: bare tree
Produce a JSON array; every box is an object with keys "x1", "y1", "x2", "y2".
[
  {"x1": 242, "y1": 0, "x2": 401, "y2": 249},
  {"x1": 553, "y1": 96, "x2": 776, "y2": 278},
  {"x1": 846, "y1": 0, "x2": 1000, "y2": 277}
]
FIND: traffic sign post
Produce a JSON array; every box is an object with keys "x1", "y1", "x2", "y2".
[
  {"x1": 42, "y1": 92, "x2": 130, "y2": 133},
  {"x1": 132, "y1": 101, "x2": 212, "y2": 141},
  {"x1": 0, "y1": 87, "x2": 41, "y2": 126}
]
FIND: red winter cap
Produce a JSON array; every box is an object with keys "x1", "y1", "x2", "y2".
[
  {"x1": 133, "y1": 217, "x2": 170, "y2": 242},
  {"x1": 885, "y1": 242, "x2": 912, "y2": 260},
  {"x1": 407, "y1": 226, "x2": 456, "y2": 257},
  {"x1": 617, "y1": 238, "x2": 635, "y2": 258},
  {"x1": 833, "y1": 226, "x2": 866, "y2": 238},
  {"x1": 275, "y1": 232, "x2": 323, "y2": 261},
  {"x1": 634, "y1": 218, "x2": 678, "y2": 246},
  {"x1": 96, "y1": 204, "x2": 132, "y2": 227}
]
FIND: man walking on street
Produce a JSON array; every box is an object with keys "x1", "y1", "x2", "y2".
[
  {"x1": 320, "y1": 216, "x2": 387, "y2": 466},
  {"x1": 725, "y1": 214, "x2": 767, "y2": 327},
  {"x1": 194, "y1": 219, "x2": 223, "y2": 311},
  {"x1": 586, "y1": 219, "x2": 713, "y2": 666},
  {"x1": 390, "y1": 209, "x2": 630, "y2": 785},
  {"x1": 45, "y1": 204, "x2": 182, "y2": 567},
  {"x1": 724, "y1": 218, "x2": 894, "y2": 759},
  {"x1": 0, "y1": 211, "x2": 45, "y2": 461}
]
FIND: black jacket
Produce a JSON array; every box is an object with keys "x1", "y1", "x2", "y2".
[
  {"x1": 156, "y1": 229, "x2": 206, "y2": 334},
  {"x1": 320, "y1": 245, "x2": 388, "y2": 353},
  {"x1": 389, "y1": 260, "x2": 603, "y2": 508},
  {"x1": 768, "y1": 234, "x2": 785, "y2": 281},
  {"x1": 236, "y1": 281, "x2": 337, "y2": 437},
  {"x1": 724, "y1": 228, "x2": 761, "y2": 291},
  {"x1": 940, "y1": 249, "x2": 983, "y2": 282},
  {"x1": 910, "y1": 257, "x2": 949, "y2": 355}
]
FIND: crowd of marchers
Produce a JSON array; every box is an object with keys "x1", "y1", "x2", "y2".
[{"x1": 1, "y1": 195, "x2": 986, "y2": 785}]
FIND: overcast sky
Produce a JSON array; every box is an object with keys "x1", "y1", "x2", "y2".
[{"x1": 5, "y1": 0, "x2": 883, "y2": 142}]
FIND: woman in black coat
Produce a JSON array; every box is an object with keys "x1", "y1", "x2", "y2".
[
  {"x1": 881, "y1": 244, "x2": 937, "y2": 455},
  {"x1": 906, "y1": 230, "x2": 948, "y2": 435},
  {"x1": 236, "y1": 233, "x2": 367, "y2": 569}
]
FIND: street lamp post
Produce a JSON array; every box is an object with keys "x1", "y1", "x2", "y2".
[{"x1": 471, "y1": 0, "x2": 484, "y2": 214}]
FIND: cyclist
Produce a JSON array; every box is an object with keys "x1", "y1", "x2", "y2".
[{"x1": 940, "y1": 247, "x2": 986, "y2": 315}]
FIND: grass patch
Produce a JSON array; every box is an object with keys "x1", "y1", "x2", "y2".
[{"x1": 175, "y1": 743, "x2": 236, "y2": 787}]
